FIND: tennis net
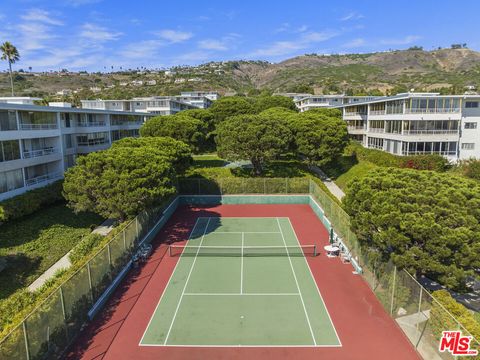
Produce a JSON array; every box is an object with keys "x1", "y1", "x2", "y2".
[{"x1": 168, "y1": 245, "x2": 317, "y2": 257}]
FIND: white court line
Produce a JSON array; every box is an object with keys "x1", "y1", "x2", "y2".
[
  {"x1": 240, "y1": 232, "x2": 244, "y2": 294},
  {"x1": 285, "y1": 217, "x2": 342, "y2": 347},
  {"x1": 163, "y1": 218, "x2": 212, "y2": 345},
  {"x1": 183, "y1": 293, "x2": 300, "y2": 296},
  {"x1": 208, "y1": 231, "x2": 281, "y2": 234},
  {"x1": 138, "y1": 217, "x2": 202, "y2": 346},
  {"x1": 276, "y1": 217, "x2": 317, "y2": 346},
  {"x1": 141, "y1": 343, "x2": 342, "y2": 348}
]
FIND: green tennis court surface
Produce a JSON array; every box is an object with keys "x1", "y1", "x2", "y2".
[{"x1": 139, "y1": 217, "x2": 341, "y2": 347}]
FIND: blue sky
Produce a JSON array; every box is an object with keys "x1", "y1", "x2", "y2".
[{"x1": 1, "y1": 0, "x2": 479, "y2": 72}]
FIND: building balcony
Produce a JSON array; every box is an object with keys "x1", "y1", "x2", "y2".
[
  {"x1": 20, "y1": 123, "x2": 58, "y2": 130},
  {"x1": 404, "y1": 108, "x2": 461, "y2": 114},
  {"x1": 75, "y1": 121, "x2": 106, "y2": 127},
  {"x1": 23, "y1": 147, "x2": 59, "y2": 159},
  {"x1": 25, "y1": 172, "x2": 62, "y2": 187},
  {"x1": 369, "y1": 128, "x2": 385, "y2": 133},
  {"x1": 402, "y1": 130, "x2": 459, "y2": 135}
]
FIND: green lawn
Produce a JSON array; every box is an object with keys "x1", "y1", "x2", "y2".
[
  {"x1": 322, "y1": 155, "x2": 379, "y2": 191},
  {"x1": 0, "y1": 203, "x2": 103, "y2": 300}
]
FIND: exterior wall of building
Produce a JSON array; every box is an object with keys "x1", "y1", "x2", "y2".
[
  {"x1": 341, "y1": 93, "x2": 480, "y2": 162},
  {"x1": 0, "y1": 104, "x2": 148, "y2": 200},
  {"x1": 295, "y1": 95, "x2": 384, "y2": 112}
]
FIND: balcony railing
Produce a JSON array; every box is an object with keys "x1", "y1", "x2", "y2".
[
  {"x1": 405, "y1": 108, "x2": 461, "y2": 114},
  {"x1": 402, "y1": 130, "x2": 459, "y2": 135},
  {"x1": 344, "y1": 112, "x2": 367, "y2": 117},
  {"x1": 347, "y1": 126, "x2": 366, "y2": 131},
  {"x1": 23, "y1": 147, "x2": 59, "y2": 159},
  {"x1": 369, "y1": 110, "x2": 386, "y2": 115},
  {"x1": 369, "y1": 128, "x2": 385, "y2": 133},
  {"x1": 25, "y1": 172, "x2": 62, "y2": 186},
  {"x1": 76, "y1": 140, "x2": 109, "y2": 147},
  {"x1": 20, "y1": 123, "x2": 58, "y2": 130},
  {"x1": 75, "y1": 121, "x2": 106, "y2": 127}
]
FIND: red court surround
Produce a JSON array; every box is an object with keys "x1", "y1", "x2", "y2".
[{"x1": 65, "y1": 204, "x2": 420, "y2": 360}]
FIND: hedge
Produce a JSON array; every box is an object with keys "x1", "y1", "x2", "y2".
[
  {"x1": 430, "y1": 290, "x2": 480, "y2": 343},
  {"x1": 346, "y1": 142, "x2": 449, "y2": 172},
  {"x1": 69, "y1": 233, "x2": 105, "y2": 264},
  {"x1": 0, "y1": 181, "x2": 64, "y2": 224}
]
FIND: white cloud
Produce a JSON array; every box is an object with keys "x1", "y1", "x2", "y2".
[
  {"x1": 80, "y1": 23, "x2": 123, "y2": 42},
  {"x1": 198, "y1": 39, "x2": 228, "y2": 51},
  {"x1": 64, "y1": 0, "x2": 103, "y2": 6},
  {"x1": 340, "y1": 12, "x2": 364, "y2": 21},
  {"x1": 249, "y1": 29, "x2": 339, "y2": 58},
  {"x1": 155, "y1": 29, "x2": 193, "y2": 43},
  {"x1": 173, "y1": 50, "x2": 213, "y2": 65},
  {"x1": 342, "y1": 38, "x2": 366, "y2": 48},
  {"x1": 21, "y1": 9, "x2": 63, "y2": 26},
  {"x1": 118, "y1": 40, "x2": 164, "y2": 59},
  {"x1": 380, "y1": 35, "x2": 421, "y2": 45},
  {"x1": 296, "y1": 25, "x2": 308, "y2": 33}
]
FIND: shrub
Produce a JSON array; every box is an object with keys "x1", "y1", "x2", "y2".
[
  {"x1": 431, "y1": 290, "x2": 480, "y2": 342},
  {"x1": 69, "y1": 233, "x2": 105, "y2": 264},
  {"x1": 0, "y1": 181, "x2": 64, "y2": 223}
]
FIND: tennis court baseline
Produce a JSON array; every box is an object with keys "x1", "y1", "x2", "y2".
[{"x1": 139, "y1": 217, "x2": 341, "y2": 347}]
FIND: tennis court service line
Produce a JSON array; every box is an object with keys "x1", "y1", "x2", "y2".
[
  {"x1": 276, "y1": 217, "x2": 317, "y2": 346},
  {"x1": 138, "y1": 217, "x2": 202, "y2": 346},
  {"x1": 183, "y1": 293, "x2": 300, "y2": 296},
  {"x1": 163, "y1": 217, "x2": 212, "y2": 345}
]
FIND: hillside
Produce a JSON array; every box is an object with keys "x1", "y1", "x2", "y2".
[{"x1": 1, "y1": 48, "x2": 480, "y2": 101}]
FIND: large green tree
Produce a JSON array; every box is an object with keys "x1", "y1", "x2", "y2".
[
  {"x1": 0, "y1": 42, "x2": 20, "y2": 96},
  {"x1": 344, "y1": 168, "x2": 480, "y2": 290},
  {"x1": 292, "y1": 110, "x2": 349, "y2": 166},
  {"x1": 63, "y1": 147, "x2": 177, "y2": 221},
  {"x1": 209, "y1": 96, "x2": 256, "y2": 123},
  {"x1": 112, "y1": 136, "x2": 192, "y2": 174},
  {"x1": 215, "y1": 114, "x2": 292, "y2": 175},
  {"x1": 140, "y1": 115, "x2": 207, "y2": 153},
  {"x1": 254, "y1": 95, "x2": 298, "y2": 112},
  {"x1": 176, "y1": 109, "x2": 216, "y2": 151}
]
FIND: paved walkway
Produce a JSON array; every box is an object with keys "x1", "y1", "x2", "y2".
[
  {"x1": 395, "y1": 310, "x2": 442, "y2": 360},
  {"x1": 28, "y1": 219, "x2": 115, "y2": 292},
  {"x1": 308, "y1": 165, "x2": 345, "y2": 200}
]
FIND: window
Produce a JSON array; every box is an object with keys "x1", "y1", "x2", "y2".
[
  {"x1": 0, "y1": 110, "x2": 17, "y2": 131},
  {"x1": 0, "y1": 169, "x2": 24, "y2": 194},
  {"x1": 461, "y1": 143, "x2": 475, "y2": 150},
  {"x1": 367, "y1": 137, "x2": 384, "y2": 150},
  {"x1": 63, "y1": 134, "x2": 73, "y2": 149},
  {"x1": 0, "y1": 140, "x2": 21, "y2": 162},
  {"x1": 464, "y1": 122, "x2": 477, "y2": 129},
  {"x1": 465, "y1": 101, "x2": 479, "y2": 108}
]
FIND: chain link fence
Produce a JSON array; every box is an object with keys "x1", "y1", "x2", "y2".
[
  {"x1": 0, "y1": 198, "x2": 178, "y2": 360},
  {"x1": 178, "y1": 177, "x2": 310, "y2": 195},
  {"x1": 309, "y1": 180, "x2": 479, "y2": 360}
]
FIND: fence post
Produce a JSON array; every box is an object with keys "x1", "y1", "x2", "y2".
[
  {"x1": 123, "y1": 229, "x2": 127, "y2": 250},
  {"x1": 87, "y1": 261, "x2": 94, "y2": 303},
  {"x1": 22, "y1": 321, "x2": 30, "y2": 360},
  {"x1": 197, "y1": 179, "x2": 201, "y2": 195},
  {"x1": 417, "y1": 287, "x2": 423, "y2": 333},
  {"x1": 135, "y1": 218, "x2": 139, "y2": 241},
  {"x1": 263, "y1": 178, "x2": 266, "y2": 194},
  {"x1": 285, "y1": 178, "x2": 288, "y2": 194},
  {"x1": 390, "y1": 266, "x2": 397, "y2": 315},
  {"x1": 59, "y1": 286, "x2": 69, "y2": 341}
]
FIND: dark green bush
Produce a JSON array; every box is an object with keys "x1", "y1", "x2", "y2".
[
  {"x1": 347, "y1": 142, "x2": 449, "y2": 171},
  {"x1": 69, "y1": 233, "x2": 105, "y2": 264},
  {"x1": 0, "y1": 181, "x2": 64, "y2": 223}
]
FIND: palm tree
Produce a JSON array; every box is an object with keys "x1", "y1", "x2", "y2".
[{"x1": 0, "y1": 42, "x2": 20, "y2": 96}]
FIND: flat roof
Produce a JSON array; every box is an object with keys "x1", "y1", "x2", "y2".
[
  {"x1": 0, "y1": 102, "x2": 151, "y2": 116},
  {"x1": 338, "y1": 93, "x2": 480, "y2": 108}
]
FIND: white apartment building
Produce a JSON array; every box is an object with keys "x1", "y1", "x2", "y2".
[
  {"x1": 180, "y1": 91, "x2": 220, "y2": 101},
  {"x1": 295, "y1": 95, "x2": 385, "y2": 112},
  {"x1": 81, "y1": 96, "x2": 200, "y2": 115},
  {"x1": 341, "y1": 92, "x2": 480, "y2": 161},
  {"x1": 0, "y1": 102, "x2": 149, "y2": 200}
]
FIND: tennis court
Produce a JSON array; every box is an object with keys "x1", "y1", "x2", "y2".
[{"x1": 139, "y1": 217, "x2": 341, "y2": 347}]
